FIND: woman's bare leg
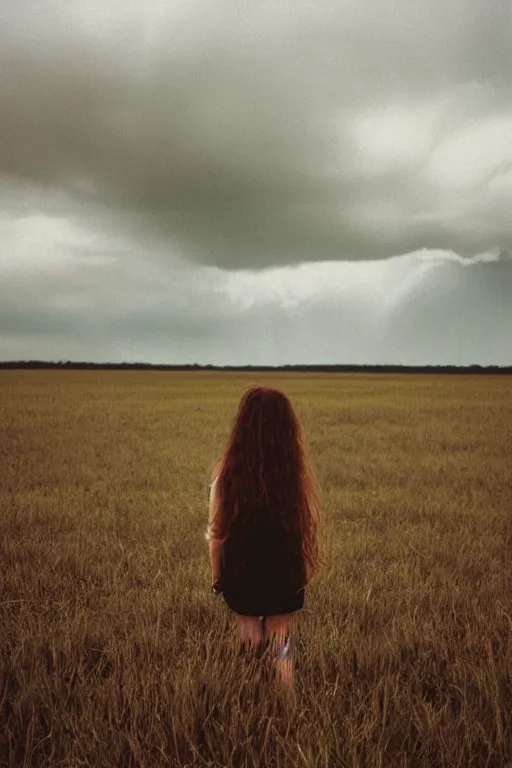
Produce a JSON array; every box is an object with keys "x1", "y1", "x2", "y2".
[
  {"x1": 233, "y1": 613, "x2": 264, "y2": 647},
  {"x1": 264, "y1": 613, "x2": 296, "y2": 695}
]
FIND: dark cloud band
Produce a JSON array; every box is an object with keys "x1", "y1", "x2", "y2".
[{"x1": 1, "y1": 0, "x2": 511, "y2": 268}]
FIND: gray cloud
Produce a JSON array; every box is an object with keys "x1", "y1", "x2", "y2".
[
  {"x1": 1, "y1": 1, "x2": 511, "y2": 367},
  {"x1": 1, "y1": 249, "x2": 510, "y2": 365},
  {"x1": 1, "y1": 0, "x2": 511, "y2": 268}
]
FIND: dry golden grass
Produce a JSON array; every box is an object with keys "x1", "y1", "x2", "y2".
[{"x1": 0, "y1": 370, "x2": 511, "y2": 768}]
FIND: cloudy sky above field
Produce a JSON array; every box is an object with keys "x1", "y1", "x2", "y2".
[{"x1": 1, "y1": 0, "x2": 511, "y2": 365}]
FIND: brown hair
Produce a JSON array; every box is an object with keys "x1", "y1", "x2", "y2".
[{"x1": 210, "y1": 385, "x2": 321, "y2": 581}]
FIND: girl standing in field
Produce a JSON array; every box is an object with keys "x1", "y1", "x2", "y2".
[{"x1": 206, "y1": 385, "x2": 321, "y2": 695}]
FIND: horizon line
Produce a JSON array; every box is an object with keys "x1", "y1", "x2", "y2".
[{"x1": 1, "y1": 360, "x2": 511, "y2": 372}]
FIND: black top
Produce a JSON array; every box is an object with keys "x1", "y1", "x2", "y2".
[{"x1": 218, "y1": 516, "x2": 306, "y2": 617}]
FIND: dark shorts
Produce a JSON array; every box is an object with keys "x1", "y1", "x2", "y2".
[
  {"x1": 219, "y1": 523, "x2": 306, "y2": 617},
  {"x1": 222, "y1": 586, "x2": 305, "y2": 617}
]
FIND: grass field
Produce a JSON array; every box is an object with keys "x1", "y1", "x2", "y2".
[{"x1": 1, "y1": 370, "x2": 511, "y2": 768}]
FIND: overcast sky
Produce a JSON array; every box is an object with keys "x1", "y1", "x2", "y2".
[{"x1": 1, "y1": 0, "x2": 511, "y2": 365}]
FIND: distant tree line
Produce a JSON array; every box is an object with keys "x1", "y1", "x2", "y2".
[{"x1": 0, "y1": 361, "x2": 511, "y2": 374}]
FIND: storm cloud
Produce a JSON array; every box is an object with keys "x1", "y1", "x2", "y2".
[
  {"x1": 1, "y1": 240, "x2": 510, "y2": 365},
  {"x1": 1, "y1": 1, "x2": 511, "y2": 364},
  {"x1": 1, "y1": 0, "x2": 511, "y2": 268}
]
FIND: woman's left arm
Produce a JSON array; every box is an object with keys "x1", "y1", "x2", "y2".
[{"x1": 207, "y1": 478, "x2": 223, "y2": 585}]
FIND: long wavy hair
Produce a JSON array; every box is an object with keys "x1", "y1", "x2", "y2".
[{"x1": 210, "y1": 385, "x2": 321, "y2": 581}]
